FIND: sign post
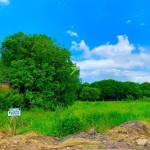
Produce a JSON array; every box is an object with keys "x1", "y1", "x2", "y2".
[
  {"x1": 13, "y1": 117, "x2": 17, "y2": 136},
  {"x1": 8, "y1": 108, "x2": 21, "y2": 136}
]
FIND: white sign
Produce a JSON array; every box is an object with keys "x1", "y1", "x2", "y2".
[{"x1": 8, "y1": 108, "x2": 21, "y2": 117}]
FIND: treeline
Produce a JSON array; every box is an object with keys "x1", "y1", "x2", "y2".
[{"x1": 78, "y1": 79, "x2": 150, "y2": 101}]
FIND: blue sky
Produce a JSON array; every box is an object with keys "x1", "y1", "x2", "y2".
[{"x1": 1, "y1": 0, "x2": 150, "y2": 83}]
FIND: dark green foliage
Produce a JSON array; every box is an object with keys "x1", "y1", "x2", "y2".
[
  {"x1": 75, "y1": 82, "x2": 82, "y2": 100},
  {"x1": 0, "y1": 32, "x2": 80, "y2": 110},
  {"x1": 80, "y1": 86, "x2": 100, "y2": 101},
  {"x1": 0, "y1": 60, "x2": 7, "y2": 81},
  {"x1": 123, "y1": 81, "x2": 142, "y2": 99},
  {"x1": 91, "y1": 79, "x2": 123, "y2": 101},
  {"x1": 125, "y1": 95, "x2": 135, "y2": 101},
  {"x1": 87, "y1": 79, "x2": 143, "y2": 101},
  {"x1": 140, "y1": 82, "x2": 150, "y2": 97}
]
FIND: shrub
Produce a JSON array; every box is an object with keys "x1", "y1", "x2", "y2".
[
  {"x1": 0, "y1": 87, "x2": 23, "y2": 111},
  {"x1": 55, "y1": 114, "x2": 83, "y2": 137},
  {"x1": 125, "y1": 95, "x2": 135, "y2": 101},
  {"x1": 138, "y1": 96, "x2": 150, "y2": 102}
]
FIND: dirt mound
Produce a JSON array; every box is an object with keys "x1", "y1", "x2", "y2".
[
  {"x1": 0, "y1": 132, "x2": 101, "y2": 150},
  {"x1": 0, "y1": 120, "x2": 150, "y2": 150},
  {"x1": 105, "y1": 120, "x2": 150, "y2": 149}
]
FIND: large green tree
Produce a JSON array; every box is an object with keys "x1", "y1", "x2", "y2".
[{"x1": 0, "y1": 32, "x2": 80, "y2": 109}]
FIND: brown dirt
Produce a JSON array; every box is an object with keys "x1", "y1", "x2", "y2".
[{"x1": 0, "y1": 120, "x2": 150, "y2": 150}]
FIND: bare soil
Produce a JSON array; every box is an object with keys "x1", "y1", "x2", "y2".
[{"x1": 0, "y1": 120, "x2": 150, "y2": 150}]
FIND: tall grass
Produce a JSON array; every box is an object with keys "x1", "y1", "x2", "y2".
[{"x1": 0, "y1": 101, "x2": 150, "y2": 137}]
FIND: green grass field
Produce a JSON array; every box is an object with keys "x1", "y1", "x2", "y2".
[{"x1": 0, "y1": 101, "x2": 150, "y2": 137}]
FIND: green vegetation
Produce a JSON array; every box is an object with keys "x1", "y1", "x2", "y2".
[
  {"x1": 89, "y1": 79, "x2": 143, "y2": 101},
  {"x1": 0, "y1": 32, "x2": 150, "y2": 138},
  {"x1": 0, "y1": 32, "x2": 80, "y2": 110},
  {"x1": 0, "y1": 87, "x2": 23, "y2": 111},
  {"x1": 80, "y1": 86, "x2": 101, "y2": 101},
  {"x1": 0, "y1": 101, "x2": 150, "y2": 137}
]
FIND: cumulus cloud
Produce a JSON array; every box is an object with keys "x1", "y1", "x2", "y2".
[
  {"x1": 71, "y1": 35, "x2": 150, "y2": 83},
  {"x1": 0, "y1": 0, "x2": 10, "y2": 5},
  {"x1": 67, "y1": 30, "x2": 79, "y2": 37}
]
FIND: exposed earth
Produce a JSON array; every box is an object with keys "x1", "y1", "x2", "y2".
[{"x1": 0, "y1": 120, "x2": 150, "y2": 150}]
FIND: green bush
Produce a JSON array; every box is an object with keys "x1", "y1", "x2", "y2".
[
  {"x1": 55, "y1": 114, "x2": 83, "y2": 137},
  {"x1": 138, "y1": 96, "x2": 150, "y2": 102},
  {"x1": 0, "y1": 87, "x2": 23, "y2": 111}
]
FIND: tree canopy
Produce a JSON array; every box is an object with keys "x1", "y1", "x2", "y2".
[
  {"x1": 0, "y1": 32, "x2": 80, "y2": 110},
  {"x1": 85, "y1": 79, "x2": 146, "y2": 101}
]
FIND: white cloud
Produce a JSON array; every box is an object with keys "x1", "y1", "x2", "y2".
[
  {"x1": 138, "y1": 46, "x2": 145, "y2": 52},
  {"x1": 71, "y1": 40, "x2": 90, "y2": 58},
  {"x1": 71, "y1": 35, "x2": 135, "y2": 59},
  {"x1": 67, "y1": 30, "x2": 79, "y2": 37},
  {"x1": 71, "y1": 35, "x2": 150, "y2": 83},
  {"x1": 126, "y1": 20, "x2": 131, "y2": 24},
  {"x1": 138, "y1": 45, "x2": 150, "y2": 53},
  {"x1": 0, "y1": 0, "x2": 10, "y2": 5}
]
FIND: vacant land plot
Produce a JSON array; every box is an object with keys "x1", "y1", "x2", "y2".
[{"x1": 0, "y1": 101, "x2": 150, "y2": 136}]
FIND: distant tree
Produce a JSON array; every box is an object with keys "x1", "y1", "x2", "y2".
[
  {"x1": 140, "y1": 82, "x2": 150, "y2": 97},
  {"x1": 122, "y1": 81, "x2": 142, "y2": 99},
  {"x1": 82, "y1": 82, "x2": 91, "y2": 87},
  {"x1": 91, "y1": 79, "x2": 123, "y2": 101},
  {"x1": 0, "y1": 32, "x2": 80, "y2": 109},
  {"x1": 80, "y1": 86, "x2": 100, "y2": 101}
]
